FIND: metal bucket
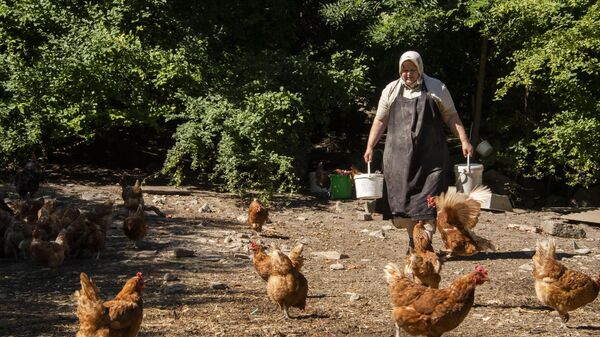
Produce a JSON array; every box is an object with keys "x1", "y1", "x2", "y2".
[{"x1": 454, "y1": 156, "x2": 483, "y2": 194}]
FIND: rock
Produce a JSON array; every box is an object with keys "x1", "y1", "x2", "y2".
[
  {"x1": 507, "y1": 224, "x2": 540, "y2": 233},
  {"x1": 345, "y1": 292, "x2": 361, "y2": 301},
  {"x1": 364, "y1": 200, "x2": 376, "y2": 214},
  {"x1": 210, "y1": 282, "x2": 229, "y2": 290},
  {"x1": 199, "y1": 203, "x2": 213, "y2": 213},
  {"x1": 172, "y1": 248, "x2": 195, "y2": 258},
  {"x1": 541, "y1": 220, "x2": 586, "y2": 238},
  {"x1": 368, "y1": 230, "x2": 385, "y2": 239},
  {"x1": 224, "y1": 236, "x2": 234, "y2": 244},
  {"x1": 236, "y1": 233, "x2": 250, "y2": 239},
  {"x1": 162, "y1": 283, "x2": 186, "y2": 294},
  {"x1": 299, "y1": 237, "x2": 311, "y2": 245},
  {"x1": 297, "y1": 216, "x2": 308, "y2": 221},
  {"x1": 519, "y1": 263, "x2": 533, "y2": 272},
  {"x1": 236, "y1": 214, "x2": 247, "y2": 223},
  {"x1": 164, "y1": 273, "x2": 178, "y2": 282},
  {"x1": 329, "y1": 263, "x2": 345, "y2": 270},
  {"x1": 134, "y1": 250, "x2": 158, "y2": 258},
  {"x1": 574, "y1": 248, "x2": 591, "y2": 255},
  {"x1": 381, "y1": 225, "x2": 395, "y2": 231},
  {"x1": 311, "y1": 251, "x2": 346, "y2": 260},
  {"x1": 80, "y1": 192, "x2": 104, "y2": 201},
  {"x1": 333, "y1": 201, "x2": 343, "y2": 213},
  {"x1": 358, "y1": 213, "x2": 372, "y2": 221}
]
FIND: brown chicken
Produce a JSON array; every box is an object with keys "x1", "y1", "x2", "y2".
[
  {"x1": 14, "y1": 153, "x2": 44, "y2": 199},
  {"x1": 3, "y1": 217, "x2": 26, "y2": 258},
  {"x1": 86, "y1": 200, "x2": 115, "y2": 235},
  {"x1": 384, "y1": 263, "x2": 489, "y2": 337},
  {"x1": 30, "y1": 226, "x2": 65, "y2": 267},
  {"x1": 403, "y1": 222, "x2": 443, "y2": 288},
  {"x1": 75, "y1": 271, "x2": 144, "y2": 337},
  {"x1": 11, "y1": 197, "x2": 45, "y2": 224},
  {"x1": 61, "y1": 213, "x2": 89, "y2": 257},
  {"x1": 431, "y1": 185, "x2": 495, "y2": 257},
  {"x1": 83, "y1": 219, "x2": 106, "y2": 260},
  {"x1": 119, "y1": 176, "x2": 144, "y2": 212},
  {"x1": 80, "y1": 200, "x2": 114, "y2": 259},
  {"x1": 532, "y1": 238, "x2": 599, "y2": 325},
  {"x1": 123, "y1": 205, "x2": 147, "y2": 248},
  {"x1": 249, "y1": 242, "x2": 304, "y2": 282},
  {"x1": 247, "y1": 198, "x2": 268, "y2": 233},
  {"x1": 44, "y1": 201, "x2": 81, "y2": 236},
  {"x1": 250, "y1": 241, "x2": 272, "y2": 281},
  {"x1": 267, "y1": 247, "x2": 308, "y2": 319}
]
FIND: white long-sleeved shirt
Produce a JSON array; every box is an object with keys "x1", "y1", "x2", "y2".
[{"x1": 375, "y1": 74, "x2": 458, "y2": 125}]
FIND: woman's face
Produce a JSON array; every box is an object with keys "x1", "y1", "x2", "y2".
[{"x1": 401, "y1": 61, "x2": 420, "y2": 87}]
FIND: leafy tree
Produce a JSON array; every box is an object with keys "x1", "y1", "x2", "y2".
[{"x1": 467, "y1": 0, "x2": 600, "y2": 187}]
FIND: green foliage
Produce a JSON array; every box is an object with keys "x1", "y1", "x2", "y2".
[
  {"x1": 5, "y1": 0, "x2": 597, "y2": 196},
  {"x1": 162, "y1": 49, "x2": 373, "y2": 195},
  {"x1": 0, "y1": 1, "x2": 208, "y2": 164},
  {"x1": 321, "y1": 0, "x2": 448, "y2": 49},
  {"x1": 529, "y1": 111, "x2": 600, "y2": 187},
  {"x1": 469, "y1": 0, "x2": 600, "y2": 186}
]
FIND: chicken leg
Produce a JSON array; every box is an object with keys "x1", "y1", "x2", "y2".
[
  {"x1": 281, "y1": 304, "x2": 290, "y2": 319},
  {"x1": 559, "y1": 312, "x2": 570, "y2": 328}
]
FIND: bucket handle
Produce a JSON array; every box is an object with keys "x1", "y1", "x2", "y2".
[{"x1": 466, "y1": 154, "x2": 471, "y2": 173}]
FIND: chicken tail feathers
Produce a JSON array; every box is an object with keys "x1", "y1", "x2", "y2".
[
  {"x1": 467, "y1": 185, "x2": 492, "y2": 204},
  {"x1": 78, "y1": 272, "x2": 101, "y2": 303},
  {"x1": 384, "y1": 263, "x2": 403, "y2": 285},
  {"x1": 436, "y1": 186, "x2": 490, "y2": 230},
  {"x1": 75, "y1": 272, "x2": 108, "y2": 332},
  {"x1": 288, "y1": 243, "x2": 304, "y2": 271},
  {"x1": 536, "y1": 238, "x2": 556, "y2": 259}
]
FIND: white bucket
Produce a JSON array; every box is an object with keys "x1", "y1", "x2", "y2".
[
  {"x1": 454, "y1": 157, "x2": 483, "y2": 194},
  {"x1": 354, "y1": 162, "x2": 384, "y2": 199}
]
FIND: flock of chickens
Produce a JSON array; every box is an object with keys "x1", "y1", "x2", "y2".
[
  {"x1": 2, "y1": 157, "x2": 599, "y2": 336},
  {"x1": 1, "y1": 165, "x2": 152, "y2": 266},
  {"x1": 247, "y1": 185, "x2": 599, "y2": 337}
]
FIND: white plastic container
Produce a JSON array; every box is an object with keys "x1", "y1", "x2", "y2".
[
  {"x1": 454, "y1": 156, "x2": 483, "y2": 194},
  {"x1": 354, "y1": 162, "x2": 384, "y2": 199}
]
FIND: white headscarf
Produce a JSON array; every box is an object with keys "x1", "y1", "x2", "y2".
[{"x1": 399, "y1": 51, "x2": 423, "y2": 88}]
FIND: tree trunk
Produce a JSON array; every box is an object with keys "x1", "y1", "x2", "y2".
[{"x1": 472, "y1": 38, "x2": 488, "y2": 151}]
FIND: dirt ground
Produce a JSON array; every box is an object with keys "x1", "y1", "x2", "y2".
[{"x1": 1, "y1": 165, "x2": 599, "y2": 337}]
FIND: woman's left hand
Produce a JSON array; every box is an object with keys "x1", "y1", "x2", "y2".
[{"x1": 462, "y1": 142, "x2": 474, "y2": 158}]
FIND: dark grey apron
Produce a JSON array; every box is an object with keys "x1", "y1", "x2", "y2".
[{"x1": 383, "y1": 81, "x2": 449, "y2": 220}]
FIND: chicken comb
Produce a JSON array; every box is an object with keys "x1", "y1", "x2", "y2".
[
  {"x1": 475, "y1": 265, "x2": 487, "y2": 274},
  {"x1": 136, "y1": 272, "x2": 143, "y2": 279}
]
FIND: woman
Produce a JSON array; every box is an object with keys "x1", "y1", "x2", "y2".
[{"x1": 363, "y1": 51, "x2": 473, "y2": 250}]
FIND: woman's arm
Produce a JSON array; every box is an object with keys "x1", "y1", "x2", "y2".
[
  {"x1": 441, "y1": 112, "x2": 473, "y2": 157},
  {"x1": 364, "y1": 117, "x2": 386, "y2": 163}
]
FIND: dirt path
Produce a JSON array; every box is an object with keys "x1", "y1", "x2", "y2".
[{"x1": 1, "y1": 172, "x2": 599, "y2": 337}]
